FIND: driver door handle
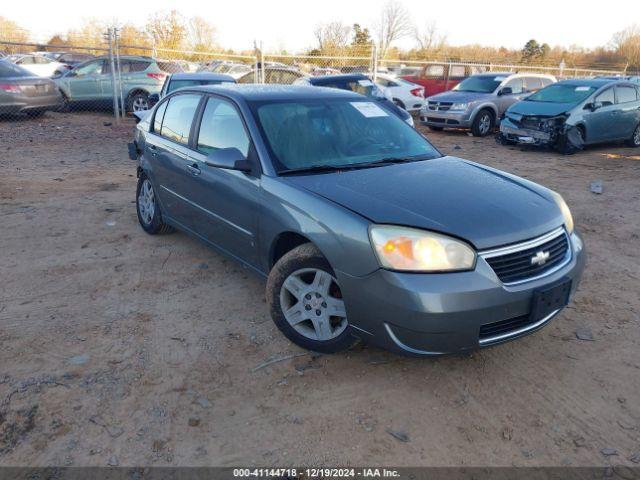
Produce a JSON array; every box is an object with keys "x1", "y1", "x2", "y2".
[{"x1": 186, "y1": 163, "x2": 201, "y2": 176}]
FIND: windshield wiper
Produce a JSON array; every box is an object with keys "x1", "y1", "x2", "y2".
[{"x1": 278, "y1": 157, "x2": 422, "y2": 175}]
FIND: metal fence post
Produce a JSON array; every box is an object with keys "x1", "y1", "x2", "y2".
[
  {"x1": 107, "y1": 28, "x2": 120, "y2": 123},
  {"x1": 114, "y1": 28, "x2": 125, "y2": 119},
  {"x1": 372, "y1": 44, "x2": 378, "y2": 82},
  {"x1": 260, "y1": 41, "x2": 265, "y2": 84},
  {"x1": 253, "y1": 40, "x2": 259, "y2": 83}
]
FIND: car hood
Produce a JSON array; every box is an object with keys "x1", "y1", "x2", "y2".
[
  {"x1": 507, "y1": 100, "x2": 576, "y2": 117},
  {"x1": 427, "y1": 91, "x2": 493, "y2": 103},
  {"x1": 283, "y1": 157, "x2": 563, "y2": 250}
]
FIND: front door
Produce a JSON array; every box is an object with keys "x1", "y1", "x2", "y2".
[
  {"x1": 67, "y1": 60, "x2": 104, "y2": 100},
  {"x1": 585, "y1": 87, "x2": 616, "y2": 143},
  {"x1": 183, "y1": 96, "x2": 260, "y2": 268},
  {"x1": 614, "y1": 85, "x2": 640, "y2": 139}
]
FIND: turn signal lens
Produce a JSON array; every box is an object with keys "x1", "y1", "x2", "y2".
[
  {"x1": 369, "y1": 226, "x2": 476, "y2": 272},
  {"x1": 0, "y1": 84, "x2": 21, "y2": 94}
]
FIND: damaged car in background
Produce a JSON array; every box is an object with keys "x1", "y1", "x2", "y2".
[{"x1": 497, "y1": 79, "x2": 640, "y2": 153}]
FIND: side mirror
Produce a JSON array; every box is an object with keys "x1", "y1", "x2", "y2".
[
  {"x1": 148, "y1": 93, "x2": 160, "y2": 107},
  {"x1": 590, "y1": 101, "x2": 603, "y2": 111},
  {"x1": 204, "y1": 147, "x2": 251, "y2": 172},
  {"x1": 498, "y1": 87, "x2": 513, "y2": 96}
]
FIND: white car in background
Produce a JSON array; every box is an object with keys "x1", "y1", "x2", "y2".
[
  {"x1": 6, "y1": 54, "x2": 67, "y2": 77},
  {"x1": 375, "y1": 73, "x2": 425, "y2": 111}
]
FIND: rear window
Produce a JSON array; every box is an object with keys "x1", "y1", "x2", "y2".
[
  {"x1": 526, "y1": 84, "x2": 597, "y2": 103},
  {"x1": 157, "y1": 61, "x2": 184, "y2": 73},
  {"x1": 159, "y1": 94, "x2": 201, "y2": 144},
  {"x1": 0, "y1": 60, "x2": 31, "y2": 77}
]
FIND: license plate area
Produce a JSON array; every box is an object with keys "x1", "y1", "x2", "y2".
[{"x1": 530, "y1": 279, "x2": 571, "y2": 321}]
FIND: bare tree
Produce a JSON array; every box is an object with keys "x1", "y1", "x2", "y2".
[
  {"x1": 612, "y1": 24, "x2": 640, "y2": 70},
  {"x1": 374, "y1": 0, "x2": 413, "y2": 59},
  {"x1": 413, "y1": 21, "x2": 447, "y2": 52},
  {"x1": 313, "y1": 22, "x2": 352, "y2": 55},
  {"x1": 188, "y1": 16, "x2": 217, "y2": 52},
  {"x1": 0, "y1": 17, "x2": 29, "y2": 52},
  {"x1": 145, "y1": 10, "x2": 187, "y2": 51}
]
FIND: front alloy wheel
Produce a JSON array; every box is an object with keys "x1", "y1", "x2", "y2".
[
  {"x1": 266, "y1": 243, "x2": 356, "y2": 353},
  {"x1": 280, "y1": 268, "x2": 348, "y2": 342},
  {"x1": 136, "y1": 174, "x2": 173, "y2": 234}
]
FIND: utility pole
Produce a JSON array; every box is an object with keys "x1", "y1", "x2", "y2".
[{"x1": 107, "y1": 28, "x2": 120, "y2": 123}]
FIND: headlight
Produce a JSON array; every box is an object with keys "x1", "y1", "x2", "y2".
[
  {"x1": 551, "y1": 191, "x2": 574, "y2": 234},
  {"x1": 369, "y1": 225, "x2": 476, "y2": 272},
  {"x1": 450, "y1": 102, "x2": 468, "y2": 111}
]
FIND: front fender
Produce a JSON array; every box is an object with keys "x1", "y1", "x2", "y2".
[
  {"x1": 470, "y1": 103, "x2": 499, "y2": 123},
  {"x1": 259, "y1": 176, "x2": 379, "y2": 278}
]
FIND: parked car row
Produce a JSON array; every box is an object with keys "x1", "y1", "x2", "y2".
[{"x1": 0, "y1": 59, "x2": 62, "y2": 117}]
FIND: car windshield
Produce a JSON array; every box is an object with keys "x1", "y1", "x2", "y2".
[
  {"x1": 167, "y1": 79, "x2": 233, "y2": 93},
  {"x1": 251, "y1": 98, "x2": 440, "y2": 173},
  {"x1": 0, "y1": 60, "x2": 31, "y2": 77},
  {"x1": 526, "y1": 84, "x2": 597, "y2": 103},
  {"x1": 453, "y1": 75, "x2": 503, "y2": 93}
]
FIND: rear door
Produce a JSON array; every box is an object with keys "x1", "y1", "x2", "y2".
[
  {"x1": 185, "y1": 95, "x2": 260, "y2": 267},
  {"x1": 495, "y1": 77, "x2": 526, "y2": 116},
  {"x1": 614, "y1": 85, "x2": 640, "y2": 139},
  {"x1": 147, "y1": 93, "x2": 203, "y2": 228}
]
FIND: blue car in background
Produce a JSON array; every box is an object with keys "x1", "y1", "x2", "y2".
[
  {"x1": 498, "y1": 79, "x2": 640, "y2": 153},
  {"x1": 294, "y1": 73, "x2": 415, "y2": 127}
]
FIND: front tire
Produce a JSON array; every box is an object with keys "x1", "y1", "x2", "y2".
[
  {"x1": 266, "y1": 244, "x2": 356, "y2": 353},
  {"x1": 627, "y1": 123, "x2": 640, "y2": 148},
  {"x1": 136, "y1": 174, "x2": 174, "y2": 234},
  {"x1": 471, "y1": 109, "x2": 494, "y2": 137}
]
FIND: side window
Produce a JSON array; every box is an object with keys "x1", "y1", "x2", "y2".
[
  {"x1": 128, "y1": 61, "x2": 151, "y2": 73},
  {"x1": 541, "y1": 77, "x2": 554, "y2": 87},
  {"x1": 197, "y1": 97, "x2": 250, "y2": 157},
  {"x1": 34, "y1": 56, "x2": 49, "y2": 64},
  {"x1": 524, "y1": 77, "x2": 543, "y2": 92},
  {"x1": 505, "y1": 78, "x2": 524, "y2": 94},
  {"x1": 153, "y1": 100, "x2": 169, "y2": 133},
  {"x1": 616, "y1": 86, "x2": 637, "y2": 104},
  {"x1": 449, "y1": 66, "x2": 465, "y2": 77},
  {"x1": 19, "y1": 56, "x2": 34, "y2": 65},
  {"x1": 237, "y1": 73, "x2": 253, "y2": 84},
  {"x1": 74, "y1": 60, "x2": 103, "y2": 77},
  {"x1": 425, "y1": 65, "x2": 444, "y2": 77},
  {"x1": 160, "y1": 94, "x2": 201, "y2": 145},
  {"x1": 595, "y1": 88, "x2": 615, "y2": 107}
]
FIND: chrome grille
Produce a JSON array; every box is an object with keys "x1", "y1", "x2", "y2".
[
  {"x1": 428, "y1": 101, "x2": 452, "y2": 111},
  {"x1": 480, "y1": 228, "x2": 571, "y2": 285}
]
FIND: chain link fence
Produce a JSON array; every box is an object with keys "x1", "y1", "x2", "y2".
[{"x1": 0, "y1": 34, "x2": 629, "y2": 121}]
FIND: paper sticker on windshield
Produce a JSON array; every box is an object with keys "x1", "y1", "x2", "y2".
[
  {"x1": 575, "y1": 86, "x2": 590, "y2": 91},
  {"x1": 494, "y1": 76, "x2": 507, "y2": 81},
  {"x1": 358, "y1": 79, "x2": 374, "y2": 87},
  {"x1": 350, "y1": 102, "x2": 389, "y2": 118}
]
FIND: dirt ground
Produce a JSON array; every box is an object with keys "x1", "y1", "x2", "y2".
[{"x1": 0, "y1": 111, "x2": 639, "y2": 468}]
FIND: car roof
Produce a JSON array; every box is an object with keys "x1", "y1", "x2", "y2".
[
  {"x1": 556, "y1": 78, "x2": 620, "y2": 87},
  {"x1": 169, "y1": 72, "x2": 235, "y2": 82},
  {"x1": 308, "y1": 73, "x2": 369, "y2": 84},
  {"x1": 178, "y1": 84, "x2": 363, "y2": 101}
]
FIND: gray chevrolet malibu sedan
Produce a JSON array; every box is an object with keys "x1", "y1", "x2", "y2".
[{"x1": 129, "y1": 84, "x2": 585, "y2": 356}]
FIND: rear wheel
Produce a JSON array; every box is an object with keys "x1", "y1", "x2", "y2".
[
  {"x1": 266, "y1": 243, "x2": 356, "y2": 353},
  {"x1": 627, "y1": 123, "x2": 640, "y2": 147},
  {"x1": 471, "y1": 109, "x2": 494, "y2": 137},
  {"x1": 128, "y1": 92, "x2": 150, "y2": 113},
  {"x1": 136, "y1": 174, "x2": 174, "y2": 234},
  {"x1": 393, "y1": 98, "x2": 406, "y2": 110}
]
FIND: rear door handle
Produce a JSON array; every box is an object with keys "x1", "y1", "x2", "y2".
[
  {"x1": 148, "y1": 144, "x2": 158, "y2": 156},
  {"x1": 186, "y1": 163, "x2": 201, "y2": 176}
]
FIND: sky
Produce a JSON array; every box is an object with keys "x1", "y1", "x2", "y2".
[{"x1": 6, "y1": 0, "x2": 639, "y2": 52}]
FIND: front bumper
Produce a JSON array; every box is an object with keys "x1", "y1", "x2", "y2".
[
  {"x1": 499, "y1": 118, "x2": 554, "y2": 145},
  {"x1": 338, "y1": 231, "x2": 585, "y2": 355},
  {"x1": 419, "y1": 108, "x2": 472, "y2": 128}
]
